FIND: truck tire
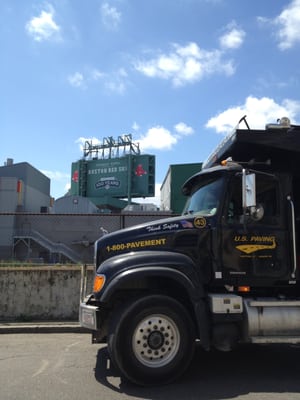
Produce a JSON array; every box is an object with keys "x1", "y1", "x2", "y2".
[{"x1": 107, "y1": 294, "x2": 196, "y2": 385}]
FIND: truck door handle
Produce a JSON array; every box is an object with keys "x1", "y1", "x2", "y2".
[{"x1": 287, "y1": 196, "x2": 297, "y2": 279}]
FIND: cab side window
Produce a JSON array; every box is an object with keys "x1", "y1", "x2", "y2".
[
  {"x1": 226, "y1": 174, "x2": 278, "y2": 225},
  {"x1": 256, "y1": 175, "x2": 278, "y2": 224}
]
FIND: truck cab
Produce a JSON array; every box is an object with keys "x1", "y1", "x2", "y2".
[
  {"x1": 80, "y1": 117, "x2": 300, "y2": 385},
  {"x1": 183, "y1": 162, "x2": 296, "y2": 290}
]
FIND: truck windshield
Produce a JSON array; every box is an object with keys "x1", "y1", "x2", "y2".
[{"x1": 183, "y1": 176, "x2": 224, "y2": 216}]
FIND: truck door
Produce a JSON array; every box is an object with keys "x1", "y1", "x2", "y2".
[{"x1": 221, "y1": 173, "x2": 291, "y2": 283}]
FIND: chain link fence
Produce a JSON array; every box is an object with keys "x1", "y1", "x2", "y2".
[{"x1": 0, "y1": 212, "x2": 173, "y2": 264}]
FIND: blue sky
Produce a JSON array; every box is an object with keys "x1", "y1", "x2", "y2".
[{"x1": 2, "y1": 0, "x2": 300, "y2": 205}]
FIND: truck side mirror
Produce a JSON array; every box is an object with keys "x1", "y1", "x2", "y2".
[
  {"x1": 242, "y1": 171, "x2": 256, "y2": 209},
  {"x1": 242, "y1": 170, "x2": 264, "y2": 221}
]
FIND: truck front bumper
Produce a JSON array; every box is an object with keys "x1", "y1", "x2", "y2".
[{"x1": 79, "y1": 302, "x2": 99, "y2": 330}]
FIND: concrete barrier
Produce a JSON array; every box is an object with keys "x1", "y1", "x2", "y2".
[{"x1": 0, "y1": 265, "x2": 94, "y2": 321}]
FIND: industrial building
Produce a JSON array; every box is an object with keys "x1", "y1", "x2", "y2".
[
  {"x1": 160, "y1": 163, "x2": 202, "y2": 214},
  {"x1": 0, "y1": 153, "x2": 200, "y2": 263},
  {"x1": 0, "y1": 159, "x2": 52, "y2": 260},
  {"x1": 0, "y1": 158, "x2": 51, "y2": 213},
  {"x1": 51, "y1": 195, "x2": 99, "y2": 214},
  {"x1": 0, "y1": 154, "x2": 165, "y2": 263}
]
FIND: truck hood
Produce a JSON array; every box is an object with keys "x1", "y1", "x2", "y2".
[{"x1": 94, "y1": 213, "x2": 212, "y2": 267}]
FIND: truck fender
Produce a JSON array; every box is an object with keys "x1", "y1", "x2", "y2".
[
  {"x1": 102, "y1": 267, "x2": 210, "y2": 350},
  {"x1": 98, "y1": 251, "x2": 210, "y2": 350},
  {"x1": 101, "y1": 265, "x2": 202, "y2": 301}
]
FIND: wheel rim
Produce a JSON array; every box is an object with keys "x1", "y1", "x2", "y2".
[{"x1": 132, "y1": 314, "x2": 180, "y2": 368}]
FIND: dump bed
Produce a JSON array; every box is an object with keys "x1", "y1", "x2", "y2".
[{"x1": 203, "y1": 123, "x2": 300, "y2": 173}]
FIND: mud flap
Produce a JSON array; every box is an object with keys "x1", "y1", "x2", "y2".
[{"x1": 194, "y1": 299, "x2": 210, "y2": 350}]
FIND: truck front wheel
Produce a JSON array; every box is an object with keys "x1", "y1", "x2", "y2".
[{"x1": 108, "y1": 295, "x2": 196, "y2": 385}]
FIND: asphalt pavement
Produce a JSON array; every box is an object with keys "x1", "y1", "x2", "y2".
[{"x1": 2, "y1": 333, "x2": 300, "y2": 400}]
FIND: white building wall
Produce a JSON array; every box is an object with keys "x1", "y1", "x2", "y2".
[{"x1": 160, "y1": 169, "x2": 171, "y2": 211}]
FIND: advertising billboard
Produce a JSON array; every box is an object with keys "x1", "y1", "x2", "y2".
[{"x1": 71, "y1": 154, "x2": 155, "y2": 199}]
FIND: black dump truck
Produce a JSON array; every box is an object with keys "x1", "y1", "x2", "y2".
[{"x1": 80, "y1": 116, "x2": 300, "y2": 385}]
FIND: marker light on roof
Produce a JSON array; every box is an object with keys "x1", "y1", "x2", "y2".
[
  {"x1": 266, "y1": 117, "x2": 291, "y2": 129},
  {"x1": 221, "y1": 157, "x2": 232, "y2": 166},
  {"x1": 280, "y1": 117, "x2": 290, "y2": 127}
]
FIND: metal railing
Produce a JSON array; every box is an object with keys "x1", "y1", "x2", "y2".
[{"x1": 14, "y1": 229, "x2": 81, "y2": 263}]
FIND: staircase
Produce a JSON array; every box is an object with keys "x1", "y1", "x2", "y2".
[{"x1": 14, "y1": 230, "x2": 81, "y2": 263}]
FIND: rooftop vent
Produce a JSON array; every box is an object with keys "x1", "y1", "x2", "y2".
[{"x1": 5, "y1": 158, "x2": 14, "y2": 166}]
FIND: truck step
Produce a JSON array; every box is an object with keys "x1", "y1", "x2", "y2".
[
  {"x1": 249, "y1": 300, "x2": 300, "y2": 307},
  {"x1": 250, "y1": 336, "x2": 300, "y2": 344}
]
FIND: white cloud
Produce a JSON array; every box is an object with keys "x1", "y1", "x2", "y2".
[
  {"x1": 275, "y1": 0, "x2": 300, "y2": 50},
  {"x1": 41, "y1": 170, "x2": 71, "y2": 198},
  {"x1": 138, "y1": 126, "x2": 177, "y2": 151},
  {"x1": 104, "y1": 68, "x2": 128, "y2": 94},
  {"x1": 132, "y1": 122, "x2": 140, "y2": 131},
  {"x1": 75, "y1": 122, "x2": 194, "y2": 155},
  {"x1": 134, "y1": 42, "x2": 235, "y2": 87},
  {"x1": 206, "y1": 96, "x2": 300, "y2": 134},
  {"x1": 65, "y1": 182, "x2": 71, "y2": 193},
  {"x1": 219, "y1": 22, "x2": 246, "y2": 50},
  {"x1": 174, "y1": 122, "x2": 194, "y2": 135},
  {"x1": 41, "y1": 170, "x2": 70, "y2": 181},
  {"x1": 91, "y1": 69, "x2": 105, "y2": 81},
  {"x1": 68, "y1": 72, "x2": 85, "y2": 88},
  {"x1": 101, "y1": 2, "x2": 121, "y2": 30},
  {"x1": 105, "y1": 81, "x2": 126, "y2": 94},
  {"x1": 67, "y1": 68, "x2": 129, "y2": 94},
  {"x1": 137, "y1": 121, "x2": 195, "y2": 151},
  {"x1": 25, "y1": 4, "x2": 61, "y2": 42},
  {"x1": 77, "y1": 136, "x2": 134, "y2": 159},
  {"x1": 257, "y1": 0, "x2": 300, "y2": 50}
]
